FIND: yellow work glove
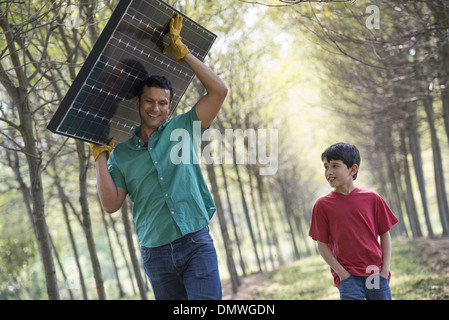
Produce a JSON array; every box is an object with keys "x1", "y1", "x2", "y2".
[
  {"x1": 163, "y1": 14, "x2": 190, "y2": 63},
  {"x1": 89, "y1": 138, "x2": 115, "y2": 161}
]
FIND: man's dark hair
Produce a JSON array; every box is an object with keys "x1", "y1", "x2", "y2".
[
  {"x1": 137, "y1": 75, "x2": 173, "y2": 102},
  {"x1": 321, "y1": 142, "x2": 361, "y2": 180}
]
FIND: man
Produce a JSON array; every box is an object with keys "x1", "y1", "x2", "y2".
[{"x1": 90, "y1": 15, "x2": 227, "y2": 300}]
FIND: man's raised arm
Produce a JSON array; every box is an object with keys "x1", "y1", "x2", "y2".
[
  {"x1": 163, "y1": 15, "x2": 227, "y2": 129},
  {"x1": 183, "y1": 53, "x2": 227, "y2": 129}
]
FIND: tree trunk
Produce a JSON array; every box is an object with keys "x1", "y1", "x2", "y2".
[
  {"x1": 76, "y1": 141, "x2": 106, "y2": 299},
  {"x1": 382, "y1": 126, "x2": 409, "y2": 237},
  {"x1": 255, "y1": 173, "x2": 284, "y2": 265},
  {"x1": 422, "y1": 96, "x2": 449, "y2": 235},
  {"x1": 49, "y1": 234, "x2": 74, "y2": 299},
  {"x1": 219, "y1": 162, "x2": 246, "y2": 277},
  {"x1": 406, "y1": 104, "x2": 435, "y2": 237},
  {"x1": 121, "y1": 199, "x2": 148, "y2": 300},
  {"x1": 428, "y1": 1, "x2": 449, "y2": 145},
  {"x1": 107, "y1": 214, "x2": 138, "y2": 296},
  {"x1": 278, "y1": 177, "x2": 301, "y2": 260},
  {"x1": 0, "y1": 9, "x2": 60, "y2": 298},
  {"x1": 99, "y1": 202, "x2": 126, "y2": 298},
  {"x1": 248, "y1": 166, "x2": 276, "y2": 269},
  {"x1": 399, "y1": 127, "x2": 422, "y2": 237},
  {"x1": 6, "y1": 149, "x2": 62, "y2": 298},
  {"x1": 206, "y1": 163, "x2": 240, "y2": 293},
  {"x1": 247, "y1": 164, "x2": 268, "y2": 270},
  {"x1": 233, "y1": 160, "x2": 263, "y2": 272},
  {"x1": 51, "y1": 162, "x2": 88, "y2": 299},
  {"x1": 16, "y1": 87, "x2": 60, "y2": 300}
]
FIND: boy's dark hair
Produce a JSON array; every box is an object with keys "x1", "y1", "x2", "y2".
[
  {"x1": 321, "y1": 142, "x2": 361, "y2": 180},
  {"x1": 137, "y1": 75, "x2": 173, "y2": 102}
]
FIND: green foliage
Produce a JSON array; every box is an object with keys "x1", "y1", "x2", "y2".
[{"x1": 0, "y1": 208, "x2": 37, "y2": 299}]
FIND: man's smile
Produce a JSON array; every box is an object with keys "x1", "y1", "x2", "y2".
[{"x1": 146, "y1": 112, "x2": 160, "y2": 118}]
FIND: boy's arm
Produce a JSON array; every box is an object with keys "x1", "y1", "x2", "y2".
[
  {"x1": 317, "y1": 241, "x2": 351, "y2": 281},
  {"x1": 380, "y1": 231, "x2": 392, "y2": 278}
]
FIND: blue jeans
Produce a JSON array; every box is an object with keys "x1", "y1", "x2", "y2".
[
  {"x1": 140, "y1": 226, "x2": 222, "y2": 300},
  {"x1": 339, "y1": 274, "x2": 392, "y2": 300}
]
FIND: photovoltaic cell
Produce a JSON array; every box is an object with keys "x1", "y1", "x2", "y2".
[{"x1": 47, "y1": 0, "x2": 216, "y2": 144}]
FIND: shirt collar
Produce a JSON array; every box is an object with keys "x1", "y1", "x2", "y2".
[{"x1": 131, "y1": 120, "x2": 170, "y2": 147}]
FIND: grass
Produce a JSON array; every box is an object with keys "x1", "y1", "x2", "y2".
[
  {"x1": 251, "y1": 239, "x2": 449, "y2": 300},
  {"x1": 120, "y1": 238, "x2": 449, "y2": 300},
  {"x1": 252, "y1": 255, "x2": 339, "y2": 300},
  {"x1": 389, "y1": 239, "x2": 449, "y2": 300}
]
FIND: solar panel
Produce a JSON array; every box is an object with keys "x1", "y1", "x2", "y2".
[{"x1": 47, "y1": 0, "x2": 216, "y2": 144}]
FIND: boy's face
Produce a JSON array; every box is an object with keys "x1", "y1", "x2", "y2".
[{"x1": 323, "y1": 158, "x2": 358, "y2": 194}]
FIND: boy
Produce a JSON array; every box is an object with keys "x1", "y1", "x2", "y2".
[{"x1": 309, "y1": 143, "x2": 398, "y2": 300}]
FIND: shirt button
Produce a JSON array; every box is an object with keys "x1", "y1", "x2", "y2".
[
  {"x1": 171, "y1": 211, "x2": 174, "y2": 215},
  {"x1": 160, "y1": 177, "x2": 163, "y2": 180},
  {"x1": 155, "y1": 161, "x2": 158, "y2": 164},
  {"x1": 165, "y1": 194, "x2": 168, "y2": 197}
]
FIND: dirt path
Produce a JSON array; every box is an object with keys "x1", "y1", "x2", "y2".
[
  {"x1": 410, "y1": 236, "x2": 449, "y2": 277},
  {"x1": 222, "y1": 272, "x2": 268, "y2": 300}
]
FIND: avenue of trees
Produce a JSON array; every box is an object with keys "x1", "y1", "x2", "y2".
[{"x1": 0, "y1": 0, "x2": 448, "y2": 299}]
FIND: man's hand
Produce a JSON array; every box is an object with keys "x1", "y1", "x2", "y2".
[
  {"x1": 89, "y1": 138, "x2": 115, "y2": 161},
  {"x1": 163, "y1": 14, "x2": 190, "y2": 62}
]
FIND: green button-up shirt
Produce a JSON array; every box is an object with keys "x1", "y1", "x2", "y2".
[{"x1": 108, "y1": 106, "x2": 216, "y2": 248}]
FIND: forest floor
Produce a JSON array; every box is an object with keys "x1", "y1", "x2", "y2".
[{"x1": 222, "y1": 237, "x2": 449, "y2": 300}]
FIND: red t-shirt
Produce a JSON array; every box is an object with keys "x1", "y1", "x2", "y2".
[{"x1": 309, "y1": 188, "x2": 398, "y2": 288}]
